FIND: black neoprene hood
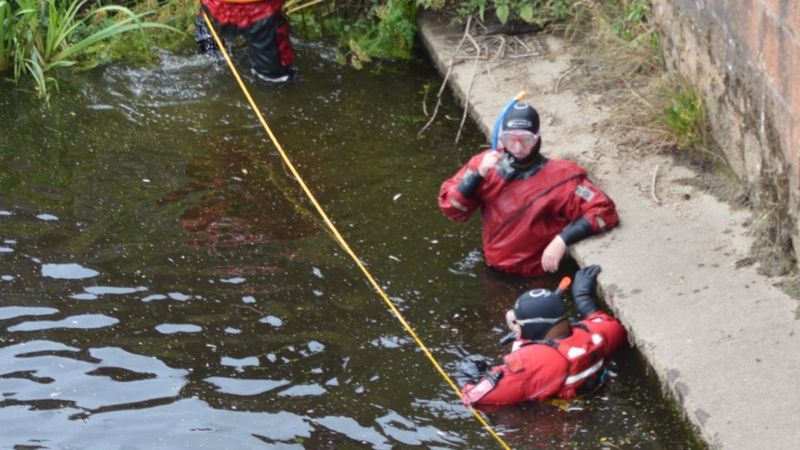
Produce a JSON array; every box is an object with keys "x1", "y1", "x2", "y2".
[
  {"x1": 503, "y1": 102, "x2": 540, "y2": 134},
  {"x1": 514, "y1": 288, "x2": 566, "y2": 341}
]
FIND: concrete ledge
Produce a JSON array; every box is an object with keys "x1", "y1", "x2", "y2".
[{"x1": 418, "y1": 13, "x2": 800, "y2": 450}]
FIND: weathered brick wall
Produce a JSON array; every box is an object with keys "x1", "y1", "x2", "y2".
[{"x1": 651, "y1": 0, "x2": 800, "y2": 259}]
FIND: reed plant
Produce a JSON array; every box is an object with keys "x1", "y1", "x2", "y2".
[
  {"x1": 1, "y1": 0, "x2": 175, "y2": 101},
  {"x1": 0, "y1": 1, "x2": 11, "y2": 73}
]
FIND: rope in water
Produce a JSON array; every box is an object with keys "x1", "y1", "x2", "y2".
[{"x1": 200, "y1": 11, "x2": 512, "y2": 450}]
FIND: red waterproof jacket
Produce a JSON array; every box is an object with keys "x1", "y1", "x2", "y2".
[
  {"x1": 202, "y1": 0, "x2": 283, "y2": 29},
  {"x1": 438, "y1": 151, "x2": 618, "y2": 277},
  {"x1": 461, "y1": 311, "x2": 627, "y2": 406}
]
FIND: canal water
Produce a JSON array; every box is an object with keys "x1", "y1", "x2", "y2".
[{"x1": 0, "y1": 42, "x2": 698, "y2": 448}]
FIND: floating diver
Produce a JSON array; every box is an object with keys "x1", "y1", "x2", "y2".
[{"x1": 461, "y1": 265, "x2": 628, "y2": 407}]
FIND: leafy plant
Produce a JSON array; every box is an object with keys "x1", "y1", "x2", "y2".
[
  {"x1": 1, "y1": 0, "x2": 176, "y2": 101},
  {"x1": 292, "y1": 0, "x2": 418, "y2": 66},
  {"x1": 448, "y1": 0, "x2": 577, "y2": 25},
  {"x1": 98, "y1": 0, "x2": 195, "y2": 63},
  {"x1": 662, "y1": 82, "x2": 709, "y2": 153},
  {"x1": 611, "y1": 0, "x2": 651, "y2": 40},
  {"x1": 289, "y1": 7, "x2": 346, "y2": 41},
  {"x1": 354, "y1": 0, "x2": 417, "y2": 60}
]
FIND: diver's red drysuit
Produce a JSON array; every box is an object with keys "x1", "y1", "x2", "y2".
[
  {"x1": 438, "y1": 151, "x2": 618, "y2": 276},
  {"x1": 197, "y1": 0, "x2": 294, "y2": 78},
  {"x1": 461, "y1": 311, "x2": 626, "y2": 406}
]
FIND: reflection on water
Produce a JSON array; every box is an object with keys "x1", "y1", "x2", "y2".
[
  {"x1": 9, "y1": 314, "x2": 120, "y2": 332},
  {"x1": 42, "y1": 263, "x2": 100, "y2": 280},
  {"x1": 0, "y1": 43, "x2": 698, "y2": 448}
]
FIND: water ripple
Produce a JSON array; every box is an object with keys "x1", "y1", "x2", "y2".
[
  {"x1": 0, "y1": 342, "x2": 187, "y2": 411},
  {"x1": 314, "y1": 415, "x2": 390, "y2": 449},
  {"x1": 377, "y1": 410, "x2": 464, "y2": 447},
  {"x1": 155, "y1": 323, "x2": 203, "y2": 334},
  {"x1": 0, "y1": 306, "x2": 59, "y2": 320},
  {"x1": 36, "y1": 213, "x2": 59, "y2": 221},
  {"x1": 220, "y1": 356, "x2": 259, "y2": 370},
  {"x1": 8, "y1": 314, "x2": 119, "y2": 332},
  {"x1": 258, "y1": 315, "x2": 283, "y2": 327},
  {"x1": 0, "y1": 397, "x2": 312, "y2": 448},
  {"x1": 277, "y1": 384, "x2": 326, "y2": 397},
  {"x1": 41, "y1": 263, "x2": 99, "y2": 280},
  {"x1": 205, "y1": 377, "x2": 290, "y2": 396},
  {"x1": 84, "y1": 286, "x2": 148, "y2": 296}
]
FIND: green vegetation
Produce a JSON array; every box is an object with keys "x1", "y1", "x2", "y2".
[
  {"x1": 586, "y1": 2, "x2": 714, "y2": 162},
  {"x1": 581, "y1": 0, "x2": 661, "y2": 70},
  {"x1": 1, "y1": 0, "x2": 659, "y2": 95},
  {"x1": 291, "y1": 1, "x2": 656, "y2": 68},
  {"x1": 610, "y1": 0, "x2": 650, "y2": 40},
  {"x1": 662, "y1": 82, "x2": 709, "y2": 153},
  {"x1": 97, "y1": 0, "x2": 197, "y2": 64},
  {"x1": 0, "y1": 0, "x2": 663, "y2": 106},
  {"x1": 290, "y1": 0, "x2": 585, "y2": 68},
  {"x1": 445, "y1": 0, "x2": 575, "y2": 25},
  {"x1": 0, "y1": 0, "x2": 175, "y2": 101},
  {"x1": 0, "y1": 1, "x2": 11, "y2": 73},
  {"x1": 290, "y1": 0, "x2": 418, "y2": 68}
]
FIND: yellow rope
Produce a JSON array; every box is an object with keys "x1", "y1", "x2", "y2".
[
  {"x1": 200, "y1": 12, "x2": 512, "y2": 450},
  {"x1": 285, "y1": 0, "x2": 324, "y2": 16}
]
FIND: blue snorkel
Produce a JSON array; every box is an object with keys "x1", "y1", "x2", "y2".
[{"x1": 491, "y1": 91, "x2": 529, "y2": 151}]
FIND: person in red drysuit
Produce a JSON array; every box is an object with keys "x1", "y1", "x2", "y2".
[
  {"x1": 438, "y1": 102, "x2": 618, "y2": 277},
  {"x1": 461, "y1": 265, "x2": 627, "y2": 407},
  {"x1": 195, "y1": 0, "x2": 295, "y2": 82}
]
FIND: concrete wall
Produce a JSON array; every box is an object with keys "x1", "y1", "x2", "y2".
[{"x1": 651, "y1": 0, "x2": 800, "y2": 259}]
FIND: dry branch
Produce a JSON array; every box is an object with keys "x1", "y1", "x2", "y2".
[
  {"x1": 651, "y1": 162, "x2": 662, "y2": 205},
  {"x1": 418, "y1": 16, "x2": 472, "y2": 137},
  {"x1": 455, "y1": 30, "x2": 483, "y2": 144}
]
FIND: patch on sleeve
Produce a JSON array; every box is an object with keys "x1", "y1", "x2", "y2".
[
  {"x1": 450, "y1": 197, "x2": 468, "y2": 211},
  {"x1": 462, "y1": 377, "x2": 497, "y2": 405},
  {"x1": 575, "y1": 184, "x2": 595, "y2": 202}
]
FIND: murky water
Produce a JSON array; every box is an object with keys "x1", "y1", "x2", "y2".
[{"x1": 0, "y1": 43, "x2": 699, "y2": 449}]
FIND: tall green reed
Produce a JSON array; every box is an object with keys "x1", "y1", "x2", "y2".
[
  {"x1": 2, "y1": 0, "x2": 176, "y2": 101},
  {"x1": 0, "y1": 0, "x2": 12, "y2": 73}
]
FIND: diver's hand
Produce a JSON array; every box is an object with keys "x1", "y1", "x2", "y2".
[
  {"x1": 477, "y1": 151, "x2": 501, "y2": 177},
  {"x1": 541, "y1": 235, "x2": 567, "y2": 272},
  {"x1": 573, "y1": 265, "x2": 601, "y2": 317}
]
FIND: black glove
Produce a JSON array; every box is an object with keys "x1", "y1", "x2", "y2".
[
  {"x1": 572, "y1": 264, "x2": 601, "y2": 317},
  {"x1": 458, "y1": 356, "x2": 489, "y2": 382}
]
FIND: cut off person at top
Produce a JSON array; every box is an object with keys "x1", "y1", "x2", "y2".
[
  {"x1": 195, "y1": 0, "x2": 295, "y2": 83},
  {"x1": 438, "y1": 102, "x2": 619, "y2": 277}
]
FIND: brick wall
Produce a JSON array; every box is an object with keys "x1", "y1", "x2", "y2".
[{"x1": 652, "y1": 0, "x2": 800, "y2": 260}]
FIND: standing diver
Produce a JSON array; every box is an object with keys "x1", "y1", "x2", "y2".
[
  {"x1": 439, "y1": 102, "x2": 619, "y2": 276},
  {"x1": 195, "y1": 0, "x2": 295, "y2": 83}
]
